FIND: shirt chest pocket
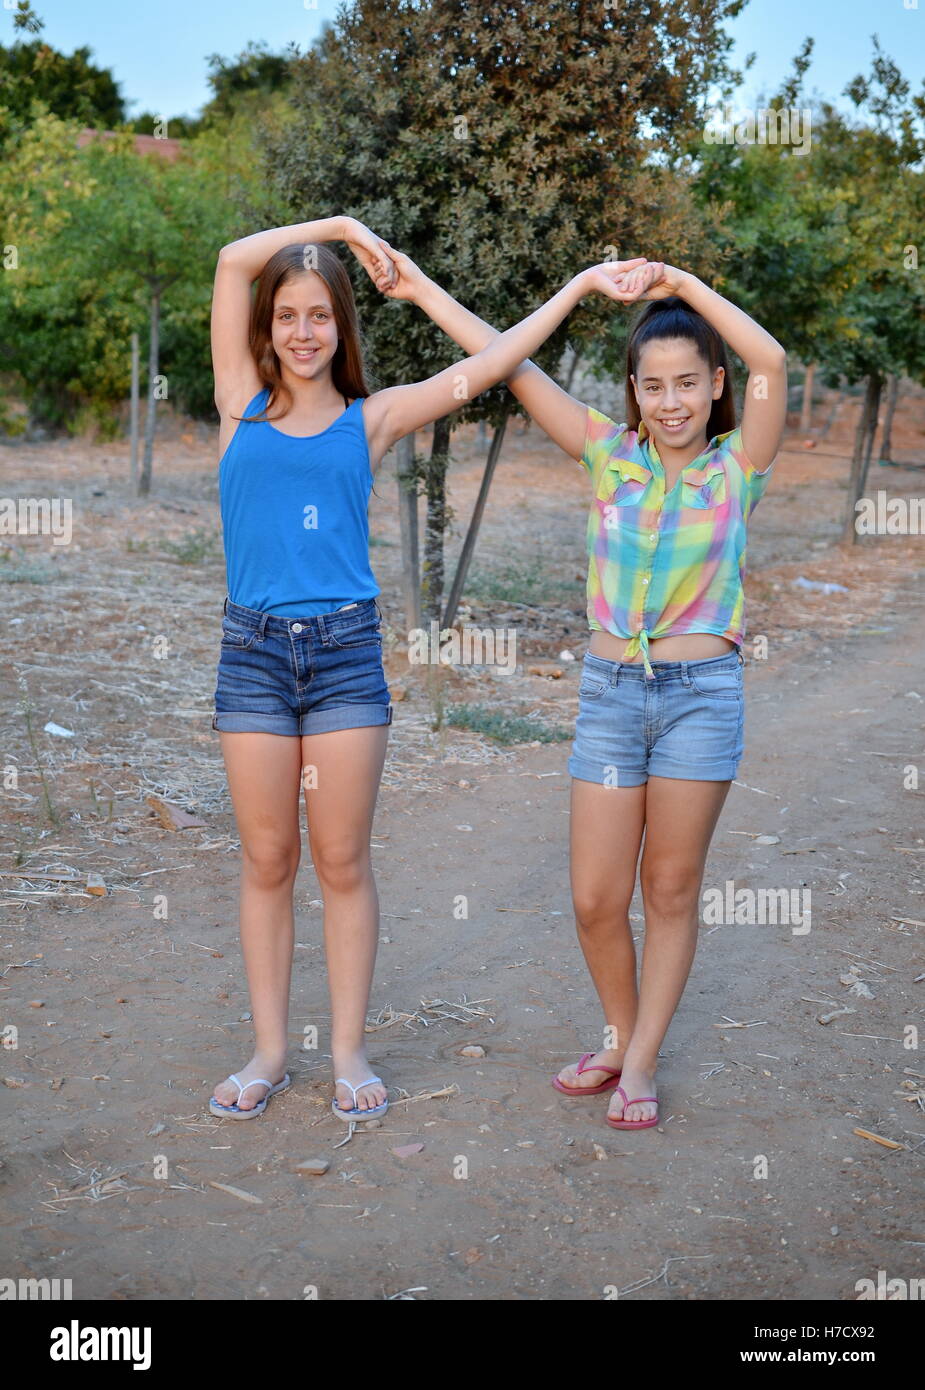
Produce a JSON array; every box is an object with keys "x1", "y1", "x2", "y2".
[
  {"x1": 678, "y1": 464, "x2": 728, "y2": 511},
  {"x1": 596, "y1": 463, "x2": 651, "y2": 530}
]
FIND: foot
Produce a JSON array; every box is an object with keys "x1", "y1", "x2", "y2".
[
  {"x1": 212, "y1": 1053, "x2": 288, "y2": 1112},
  {"x1": 332, "y1": 1052, "x2": 387, "y2": 1113},
  {"x1": 555, "y1": 1047, "x2": 624, "y2": 1092},
  {"x1": 606, "y1": 1064, "x2": 658, "y2": 1125}
]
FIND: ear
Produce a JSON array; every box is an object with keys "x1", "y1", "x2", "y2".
[
  {"x1": 712, "y1": 365, "x2": 725, "y2": 400},
  {"x1": 629, "y1": 372, "x2": 641, "y2": 405}
]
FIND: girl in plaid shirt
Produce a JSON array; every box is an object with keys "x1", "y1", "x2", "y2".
[{"x1": 378, "y1": 246, "x2": 786, "y2": 1129}]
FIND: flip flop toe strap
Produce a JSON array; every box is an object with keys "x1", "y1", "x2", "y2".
[
  {"x1": 613, "y1": 1085, "x2": 657, "y2": 1113},
  {"x1": 334, "y1": 1075, "x2": 384, "y2": 1107},
  {"x1": 575, "y1": 1053, "x2": 621, "y2": 1079}
]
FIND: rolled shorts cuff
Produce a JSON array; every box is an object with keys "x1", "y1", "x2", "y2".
[
  {"x1": 646, "y1": 751, "x2": 741, "y2": 781},
  {"x1": 567, "y1": 751, "x2": 740, "y2": 784},
  {"x1": 567, "y1": 753, "x2": 648, "y2": 787},
  {"x1": 212, "y1": 703, "x2": 393, "y2": 736}
]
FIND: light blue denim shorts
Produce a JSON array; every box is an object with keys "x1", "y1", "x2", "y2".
[
  {"x1": 211, "y1": 596, "x2": 393, "y2": 737},
  {"x1": 567, "y1": 647, "x2": 745, "y2": 785}
]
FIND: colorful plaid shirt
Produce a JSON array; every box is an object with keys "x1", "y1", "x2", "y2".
[{"x1": 578, "y1": 408, "x2": 774, "y2": 678}]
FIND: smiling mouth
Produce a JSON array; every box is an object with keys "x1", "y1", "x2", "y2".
[
  {"x1": 291, "y1": 348, "x2": 318, "y2": 359},
  {"x1": 658, "y1": 417, "x2": 690, "y2": 429}
]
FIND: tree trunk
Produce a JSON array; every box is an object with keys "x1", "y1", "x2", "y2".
[
  {"x1": 139, "y1": 289, "x2": 160, "y2": 497},
  {"x1": 443, "y1": 406, "x2": 511, "y2": 630},
  {"x1": 799, "y1": 361, "x2": 816, "y2": 434},
  {"x1": 857, "y1": 373, "x2": 883, "y2": 501},
  {"x1": 842, "y1": 373, "x2": 882, "y2": 545},
  {"x1": 563, "y1": 346, "x2": 581, "y2": 394},
  {"x1": 819, "y1": 378, "x2": 846, "y2": 440},
  {"x1": 420, "y1": 415, "x2": 451, "y2": 623},
  {"x1": 130, "y1": 331, "x2": 139, "y2": 491},
  {"x1": 396, "y1": 432, "x2": 421, "y2": 633},
  {"x1": 878, "y1": 373, "x2": 900, "y2": 464}
]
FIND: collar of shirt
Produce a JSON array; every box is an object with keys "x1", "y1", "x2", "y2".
[{"x1": 620, "y1": 422, "x2": 728, "y2": 490}]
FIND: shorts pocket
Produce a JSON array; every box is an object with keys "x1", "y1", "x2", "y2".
[
  {"x1": 579, "y1": 674, "x2": 608, "y2": 699},
  {"x1": 327, "y1": 613, "x2": 382, "y2": 650},
  {"x1": 688, "y1": 664, "x2": 742, "y2": 700},
  {"x1": 220, "y1": 619, "x2": 259, "y2": 650}
]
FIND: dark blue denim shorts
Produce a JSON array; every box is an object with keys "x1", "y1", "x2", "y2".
[{"x1": 211, "y1": 596, "x2": 393, "y2": 736}]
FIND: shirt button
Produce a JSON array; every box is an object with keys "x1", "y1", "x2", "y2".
[
  {"x1": 642, "y1": 577, "x2": 649, "y2": 584},
  {"x1": 291, "y1": 623, "x2": 303, "y2": 633}
]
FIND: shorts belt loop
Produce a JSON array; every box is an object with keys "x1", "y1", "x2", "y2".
[
  {"x1": 223, "y1": 595, "x2": 229, "y2": 616},
  {"x1": 680, "y1": 659, "x2": 691, "y2": 688}
]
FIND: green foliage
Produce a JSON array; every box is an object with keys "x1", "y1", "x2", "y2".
[
  {"x1": 689, "y1": 36, "x2": 925, "y2": 389},
  {"x1": 0, "y1": 551, "x2": 57, "y2": 583},
  {"x1": 263, "y1": 0, "x2": 744, "y2": 426},
  {"x1": 0, "y1": 37, "x2": 125, "y2": 139},
  {"x1": 445, "y1": 702, "x2": 571, "y2": 744},
  {"x1": 466, "y1": 558, "x2": 576, "y2": 606},
  {"x1": 159, "y1": 527, "x2": 221, "y2": 564},
  {"x1": 0, "y1": 105, "x2": 280, "y2": 429}
]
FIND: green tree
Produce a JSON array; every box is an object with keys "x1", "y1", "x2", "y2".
[
  {"x1": 263, "y1": 0, "x2": 746, "y2": 623},
  {"x1": 0, "y1": 4, "x2": 125, "y2": 142},
  {"x1": 808, "y1": 42, "x2": 925, "y2": 542}
]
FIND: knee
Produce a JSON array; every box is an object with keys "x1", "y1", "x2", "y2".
[
  {"x1": 639, "y1": 868, "x2": 701, "y2": 920},
  {"x1": 311, "y1": 840, "x2": 370, "y2": 894},
  {"x1": 572, "y1": 886, "x2": 633, "y2": 932},
  {"x1": 241, "y1": 842, "x2": 300, "y2": 890}
]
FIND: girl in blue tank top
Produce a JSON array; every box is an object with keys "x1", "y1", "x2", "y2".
[{"x1": 208, "y1": 213, "x2": 654, "y2": 1124}]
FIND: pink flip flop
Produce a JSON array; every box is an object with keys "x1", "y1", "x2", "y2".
[
  {"x1": 552, "y1": 1053, "x2": 623, "y2": 1096},
  {"x1": 606, "y1": 1085, "x2": 659, "y2": 1130}
]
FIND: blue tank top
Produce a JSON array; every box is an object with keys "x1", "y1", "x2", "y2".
[{"x1": 218, "y1": 386, "x2": 379, "y2": 616}]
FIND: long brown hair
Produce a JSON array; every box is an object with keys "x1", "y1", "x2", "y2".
[
  {"x1": 625, "y1": 296, "x2": 736, "y2": 440},
  {"x1": 237, "y1": 243, "x2": 371, "y2": 424}
]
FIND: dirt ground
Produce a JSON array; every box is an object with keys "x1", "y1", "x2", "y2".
[{"x1": 1, "y1": 386, "x2": 924, "y2": 1300}]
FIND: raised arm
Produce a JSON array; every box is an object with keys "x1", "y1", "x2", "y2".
[
  {"x1": 362, "y1": 257, "x2": 660, "y2": 467},
  {"x1": 371, "y1": 240, "x2": 648, "y2": 462},
  {"x1": 619, "y1": 261, "x2": 788, "y2": 472},
  {"x1": 211, "y1": 216, "x2": 395, "y2": 416}
]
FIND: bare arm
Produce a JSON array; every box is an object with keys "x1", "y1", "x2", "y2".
[
  {"x1": 210, "y1": 216, "x2": 394, "y2": 417},
  {"x1": 362, "y1": 258, "x2": 659, "y2": 467},
  {"x1": 375, "y1": 242, "x2": 647, "y2": 461},
  {"x1": 620, "y1": 262, "x2": 788, "y2": 472},
  {"x1": 372, "y1": 246, "x2": 642, "y2": 461}
]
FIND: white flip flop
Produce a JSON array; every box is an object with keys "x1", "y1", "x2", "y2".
[
  {"x1": 209, "y1": 1071, "x2": 291, "y2": 1119},
  {"x1": 331, "y1": 1075, "x2": 389, "y2": 1122}
]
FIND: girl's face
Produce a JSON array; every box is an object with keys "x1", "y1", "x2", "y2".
[
  {"x1": 630, "y1": 337, "x2": 724, "y2": 452},
  {"x1": 271, "y1": 271, "x2": 340, "y2": 382}
]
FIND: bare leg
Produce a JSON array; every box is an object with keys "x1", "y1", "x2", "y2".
[
  {"x1": 606, "y1": 776, "x2": 732, "y2": 1124},
  {"x1": 554, "y1": 777, "x2": 647, "y2": 1090},
  {"x1": 301, "y1": 724, "x2": 389, "y2": 1113},
  {"x1": 212, "y1": 731, "x2": 303, "y2": 1111}
]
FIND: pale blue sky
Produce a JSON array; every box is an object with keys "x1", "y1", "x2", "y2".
[{"x1": 4, "y1": 0, "x2": 922, "y2": 121}]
